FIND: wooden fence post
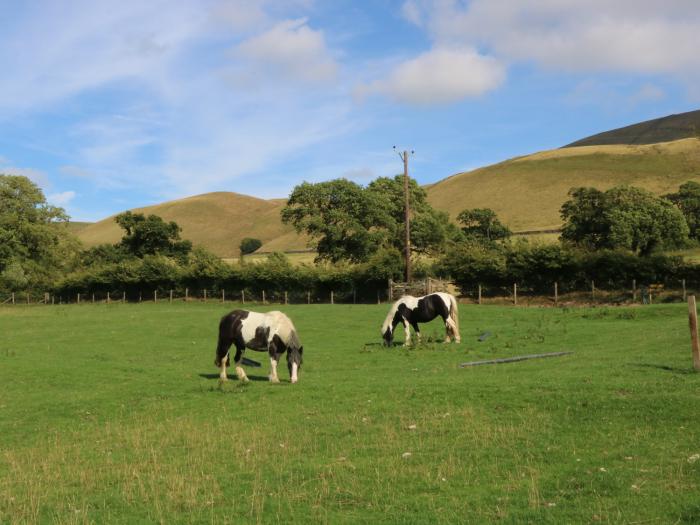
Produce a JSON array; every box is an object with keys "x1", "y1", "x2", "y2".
[
  {"x1": 92, "y1": 293, "x2": 95, "y2": 303},
  {"x1": 185, "y1": 288, "x2": 189, "y2": 301},
  {"x1": 77, "y1": 293, "x2": 81, "y2": 304},
  {"x1": 554, "y1": 282, "x2": 558, "y2": 305},
  {"x1": 591, "y1": 280, "x2": 595, "y2": 299},
  {"x1": 26, "y1": 293, "x2": 29, "y2": 305},
  {"x1": 122, "y1": 291, "x2": 126, "y2": 303},
  {"x1": 377, "y1": 290, "x2": 380, "y2": 305},
  {"x1": 632, "y1": 279, "x2": 637, "y2": 302},
  {"x1": 513, "y1": 283, "x2": 517, "y2": 305},
  {"x1": 107, "y1": 292, "x2": 110, "y2": 304},
  {"x1": 204, "y1": 289, "x2": 207, "y2": 301},
  {"x1": 353, "y1": 289, "x2": 356, "y2": 305},
  {"x1": 11, "y1": 292, "x2": 14, "y2": 305},
  {"x1": 307, "y1": 291, "x2": 310, "y2": 304},
  {"x1": 284, "y1": 291, "x2": 288, "y2": 305},
  {"x1": 52, "y1": 295, "x2": 55, "y2": 305},
  {"x1": 242, "y1": 290, "x2": 245, "y2": 304},
  {"x1": 688, "y1": 296, "x2": 700, "y2": 371},
  {"x1": 139, "y1": 292, "x2": 142, "y2": 302},
  {"x1": 330, "y1": 290, "x2": 334, "y2": 305},
  {"x1": 683, "y1": 279, "x2": 687, "y2": 301},
  {"x1": 262, "y1": 290, "x2": 266, "y2": 303},
  {"x1": 222, "y1": 290, "x2": 225, "y2": 303},
  {"x1": 478, "y1": 284, "x2": 482, "y2": 305},
  {"x1": 170, "y1": 290, "x2": 173, "y2": 303}
]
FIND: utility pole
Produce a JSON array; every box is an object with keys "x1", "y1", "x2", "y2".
[{"x1": 394, "y1": 147, "x2": 413, "y2": 283}]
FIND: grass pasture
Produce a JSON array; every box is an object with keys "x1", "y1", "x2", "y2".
[{"x1": 1, "y1": 303, "x2": 700, "y2": 524}]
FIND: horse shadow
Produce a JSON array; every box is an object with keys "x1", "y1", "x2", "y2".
[{"x1": 198, "y1": 373, "x2": 271, "y2": 382}]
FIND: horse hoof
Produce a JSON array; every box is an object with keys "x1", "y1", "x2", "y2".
[
  {"x1": 269, "y1": 376, "x2": 280, "y2": 384},
  {"x1": 291, "y1": 378, "x2": 298, "y2": 384},
  {"x1": 219, "y1": 376, "x2": 228, "y2": 382}
]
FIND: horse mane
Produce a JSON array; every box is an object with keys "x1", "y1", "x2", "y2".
[
  {"x1": 266, "y1": 311, "x2": 301, "y2": 349},
  {"x1": 382, "y1": 296, "x2": 413, "y2": 334}
]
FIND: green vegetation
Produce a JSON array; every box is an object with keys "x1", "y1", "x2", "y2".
[
  {"x1": 561, "y1": 186, "x2": 689, "y2": 255},
  {"x1": 239, "y1": 237, "x2": 263, "y2": 258},
  {"x1": 457, "y1": 208, "x2": 512, "y2": 242},
  {"x1": 281, "y1": 176, "x2": 455, "y2": 263},
  {"x1": 666, "y1": 181, "x2": 700, "y2": 241},
  {"x1": 1, "y1": 303, "x2": 699, "y2": 523}
]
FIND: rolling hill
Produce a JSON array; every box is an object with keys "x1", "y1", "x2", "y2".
[
  {"x1": 565, "y1": 109, "x2": 700, "y2": 147},
  {"x1": 426, "y1": 138, "x2": 700, "y2": 232},
  {"x1": 74, "y1": 111, "x2": 700, "y2": 255},
  {"x1": 75, "y1": 192, "x2": 309, "y2": 258}
]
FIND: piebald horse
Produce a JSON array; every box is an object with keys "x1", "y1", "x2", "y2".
[
  {"x1": 381, "y1": 292, "x2": 460, "y2": 346},
  {"x1": 215, "y1": 310, "x2": 303, "y2": 383}
]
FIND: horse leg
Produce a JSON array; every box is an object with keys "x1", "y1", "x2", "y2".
[
  {"x1": 411, "y1": 322, "x2": 421, "y2": 344},
  {"x1": 233, "y1": 346, "x2": 249, "y2": 382},
  {"x1": 403, "y1": 318, "x2": 411, "y2": 346},
  {"x1": 268, "y1": 347, "x2": 281, "y2": 384},
  {"x1": 219, "y1": 353, "x2": 229, "y2": 381}
]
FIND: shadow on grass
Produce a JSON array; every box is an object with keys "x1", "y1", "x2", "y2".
[
  {"x1": 630, "y1": 363, "x2": 698, "y2": 375},
  {"x1": 198, "y1": 373, "x2": 270, "y2": 382}
]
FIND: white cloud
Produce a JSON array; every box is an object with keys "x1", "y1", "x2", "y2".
[
  {"x1": 47, "y1": 190, "x2": 76, "y2": 206},
  {"x1": 233, "y1": 18, "x2": 337, "y2": 84},
  {"x1": 0, "y1": 166, "x2": 50, "y2": 188},
  {"x1": 358, "y1": 48, "x2": 504, "y2": 105},
  {"x1": 402, "y1": 0, "x2": 700, "y2": 75}
]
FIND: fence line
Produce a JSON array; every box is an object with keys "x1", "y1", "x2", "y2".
[{"x1": 2, "y1": 280, "x2": 698, "y2": 307}]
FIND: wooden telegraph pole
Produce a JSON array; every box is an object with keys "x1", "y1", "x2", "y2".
[{"x1": 395, "y1": 147, "x2": 413, "y2": 283}]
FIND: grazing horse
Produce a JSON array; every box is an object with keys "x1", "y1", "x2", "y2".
[
  {"x1": 215, "y1": 310, "x2": 303, "y2": 384},
  {"x1": 381, "y1": 292, "x2": 460, "y2": 346}
]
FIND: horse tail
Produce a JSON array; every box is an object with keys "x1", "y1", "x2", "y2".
[
  {"x1": 448, "y1": 294, "x2": 460, "y2": 342},
  {"x1": 215, "y1": 313, "x2": 234, "y2": 366}
]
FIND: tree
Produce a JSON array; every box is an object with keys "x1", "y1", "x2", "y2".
[
  {"x1": 239, "y1": 237, "x2": 262, "y2": 259},
  {"x1": 0, "y1": 174, "x2": 77, "y2": 290},
  {"x1": 281, "y1": 179, "x2": 394, "y2": 263},
  {"x1": 281, "y1": 176, "x2": 452, "y2": 263},
  {"x1": 561, "y1": 185, "x2": 689, "y2": 255},
  {"x1": 457, "y1": 208, "x2": 512, "y2": 242},
  {"x1": 115, "y1": 211, "x2": 192, "y2": 259},
  {"x1": 665, "y1": 181, "x2": 700, "y2": 240}
]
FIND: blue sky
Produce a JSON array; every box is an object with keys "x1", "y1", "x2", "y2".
[{"x1": 1, "y1": 0, "x2": 699, "y2": 222}]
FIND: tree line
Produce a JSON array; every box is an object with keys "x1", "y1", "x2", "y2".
[{"x1": 3, "y1": 172, "x2": 700, "y2": 299}]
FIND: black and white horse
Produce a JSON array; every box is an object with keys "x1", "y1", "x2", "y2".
[
  {"x1": 381, "y1": 292, "x2": 460, "y2": 346},
  {"x1": 215, "y1": 310, "x2": 303, "y2": 383}
]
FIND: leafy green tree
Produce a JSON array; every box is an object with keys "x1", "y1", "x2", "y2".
[
  {"x1": 281, "y1": 179, "x2": 394, "y2": 263},
  {"x1": 665, "y1": 181, "x2": 700, "y2": 240},
  {"x1": 115, "y1": 211, "x2": 192, "y2": 259},
  {"x1": 0, "y1": 174, "x2": 77, "y2": 290},
  {"x1": 239, "y1": 237, "x2": 262, "y2": 259},
  {"x1": 457, "y1": 208, "x2": 512, "y2": 242},
  {"x1": 282, "y1": 176, "x2": 452, "y2": 263},
  {"x1": 561, "y1": 185, "x2": 689, "y2": 256}
]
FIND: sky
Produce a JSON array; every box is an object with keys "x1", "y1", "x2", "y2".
[{"x1": 1, "y1": 0, "x2": 699, "y2": 222}]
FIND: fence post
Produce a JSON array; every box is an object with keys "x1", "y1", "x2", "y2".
[
  {"x1": 154, "y1": 290, "x2": 157, "y2": 303},
  {"x1": 26, "y1": 293, "x2": 30, "y2": 305},
  {"x1": 170, "y1": 290, "x2": 173, "y2": 303},
  {"x1": 683, "y1": 279, "x2": 687, "y2": 301},
  {"x1": 353, "y1": 288, "x2": 356, "y2": 305},
  {"x1": 77, "y1": 293, "x2": 81, "y2": 304},
  {"x1": 307, "y1": 291, "x2": 311, "y2": 304},
  {"x1": 204, "y1": 289, "x2": 207, "y2": 301},
  {"x1": 513, "y1": 283, "x2": 517, "y2": 305},
  {"x1": 122, "y1": 291, "x2": 126, "y2": 303},
  {"x1": 52, "y1": 295, "x2": 55, "y2": 305},
  {"x1": 649, "y1": 289, "x2": 653, "y2": 305},
  {"x1": 478, "y1": 284, "x2": 482, "y2": 305},
  {"x1": 284, "y1": 291, "x2": 288, "y2": 305},
  {"x1": 554, "y1": 282, "x2": 558, "y2": 305},
  {"x1": 242, "y1": 290, "x2": 245, "y2": 304},
  {"x1": 185, "y1": 288, "x2": 189, "y2": 302},
  {"x1": 591, "y1": 280, "x2": 595, "y2": 299},
  {"x1": 632, "y1": 279, "x2": 637, "y2": 302},
  {"x1": 139, "y1": 292, "x2": 142, "y2": 302},
  {"x1": 107, "y1": 292, "x2": 110, "y2": 304},
  {"x1": 331, "y1": 290, "x2": 334, "y2": 305},
  {"x1": 389, "y1": 279, "x2": 394, "y2": 301},
  {"x1": 222, "y1": 290, "x2": 225, "y2": 303},
  {"x1": 262, "y1": 290, "x2": 266, "y2": 303},
  {"x1": 377, "y1": 290, "x2": 380, "y2": 305},
  {"x1": 11, "y1": 292, "x2": 14, "y2": 305},
  {"x1": 92, "y1": 293, "x2": 95, "y2": 304},
  {"x1": 688, "y1": 296, "x2": 700, "y2": 371}
]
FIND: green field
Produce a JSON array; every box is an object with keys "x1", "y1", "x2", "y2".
[{"x1": 1, "y1": 303, "x2": 700, "y2": 523}]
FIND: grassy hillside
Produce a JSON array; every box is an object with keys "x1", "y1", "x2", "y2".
[
  {"x1": 566, "y1": 109, "x2": 700, "y2": 147},
  {"x1": 76, "y1": 192, "x2": 309, "y2": 258},
  {"x1": 427, "y1": 138, "x2": 700, "y2": 232}
]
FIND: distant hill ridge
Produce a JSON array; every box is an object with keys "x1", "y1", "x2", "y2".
[
  {"x1": 74, "y1": 110, "x2": 700, "y2": 255},
  {"x1": 565, "y1": 109, "x2": 700, "y2": 147}
]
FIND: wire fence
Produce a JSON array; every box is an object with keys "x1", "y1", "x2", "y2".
[{"x1": 1, "y1": 279, "x2": 695, "y2": 307}]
